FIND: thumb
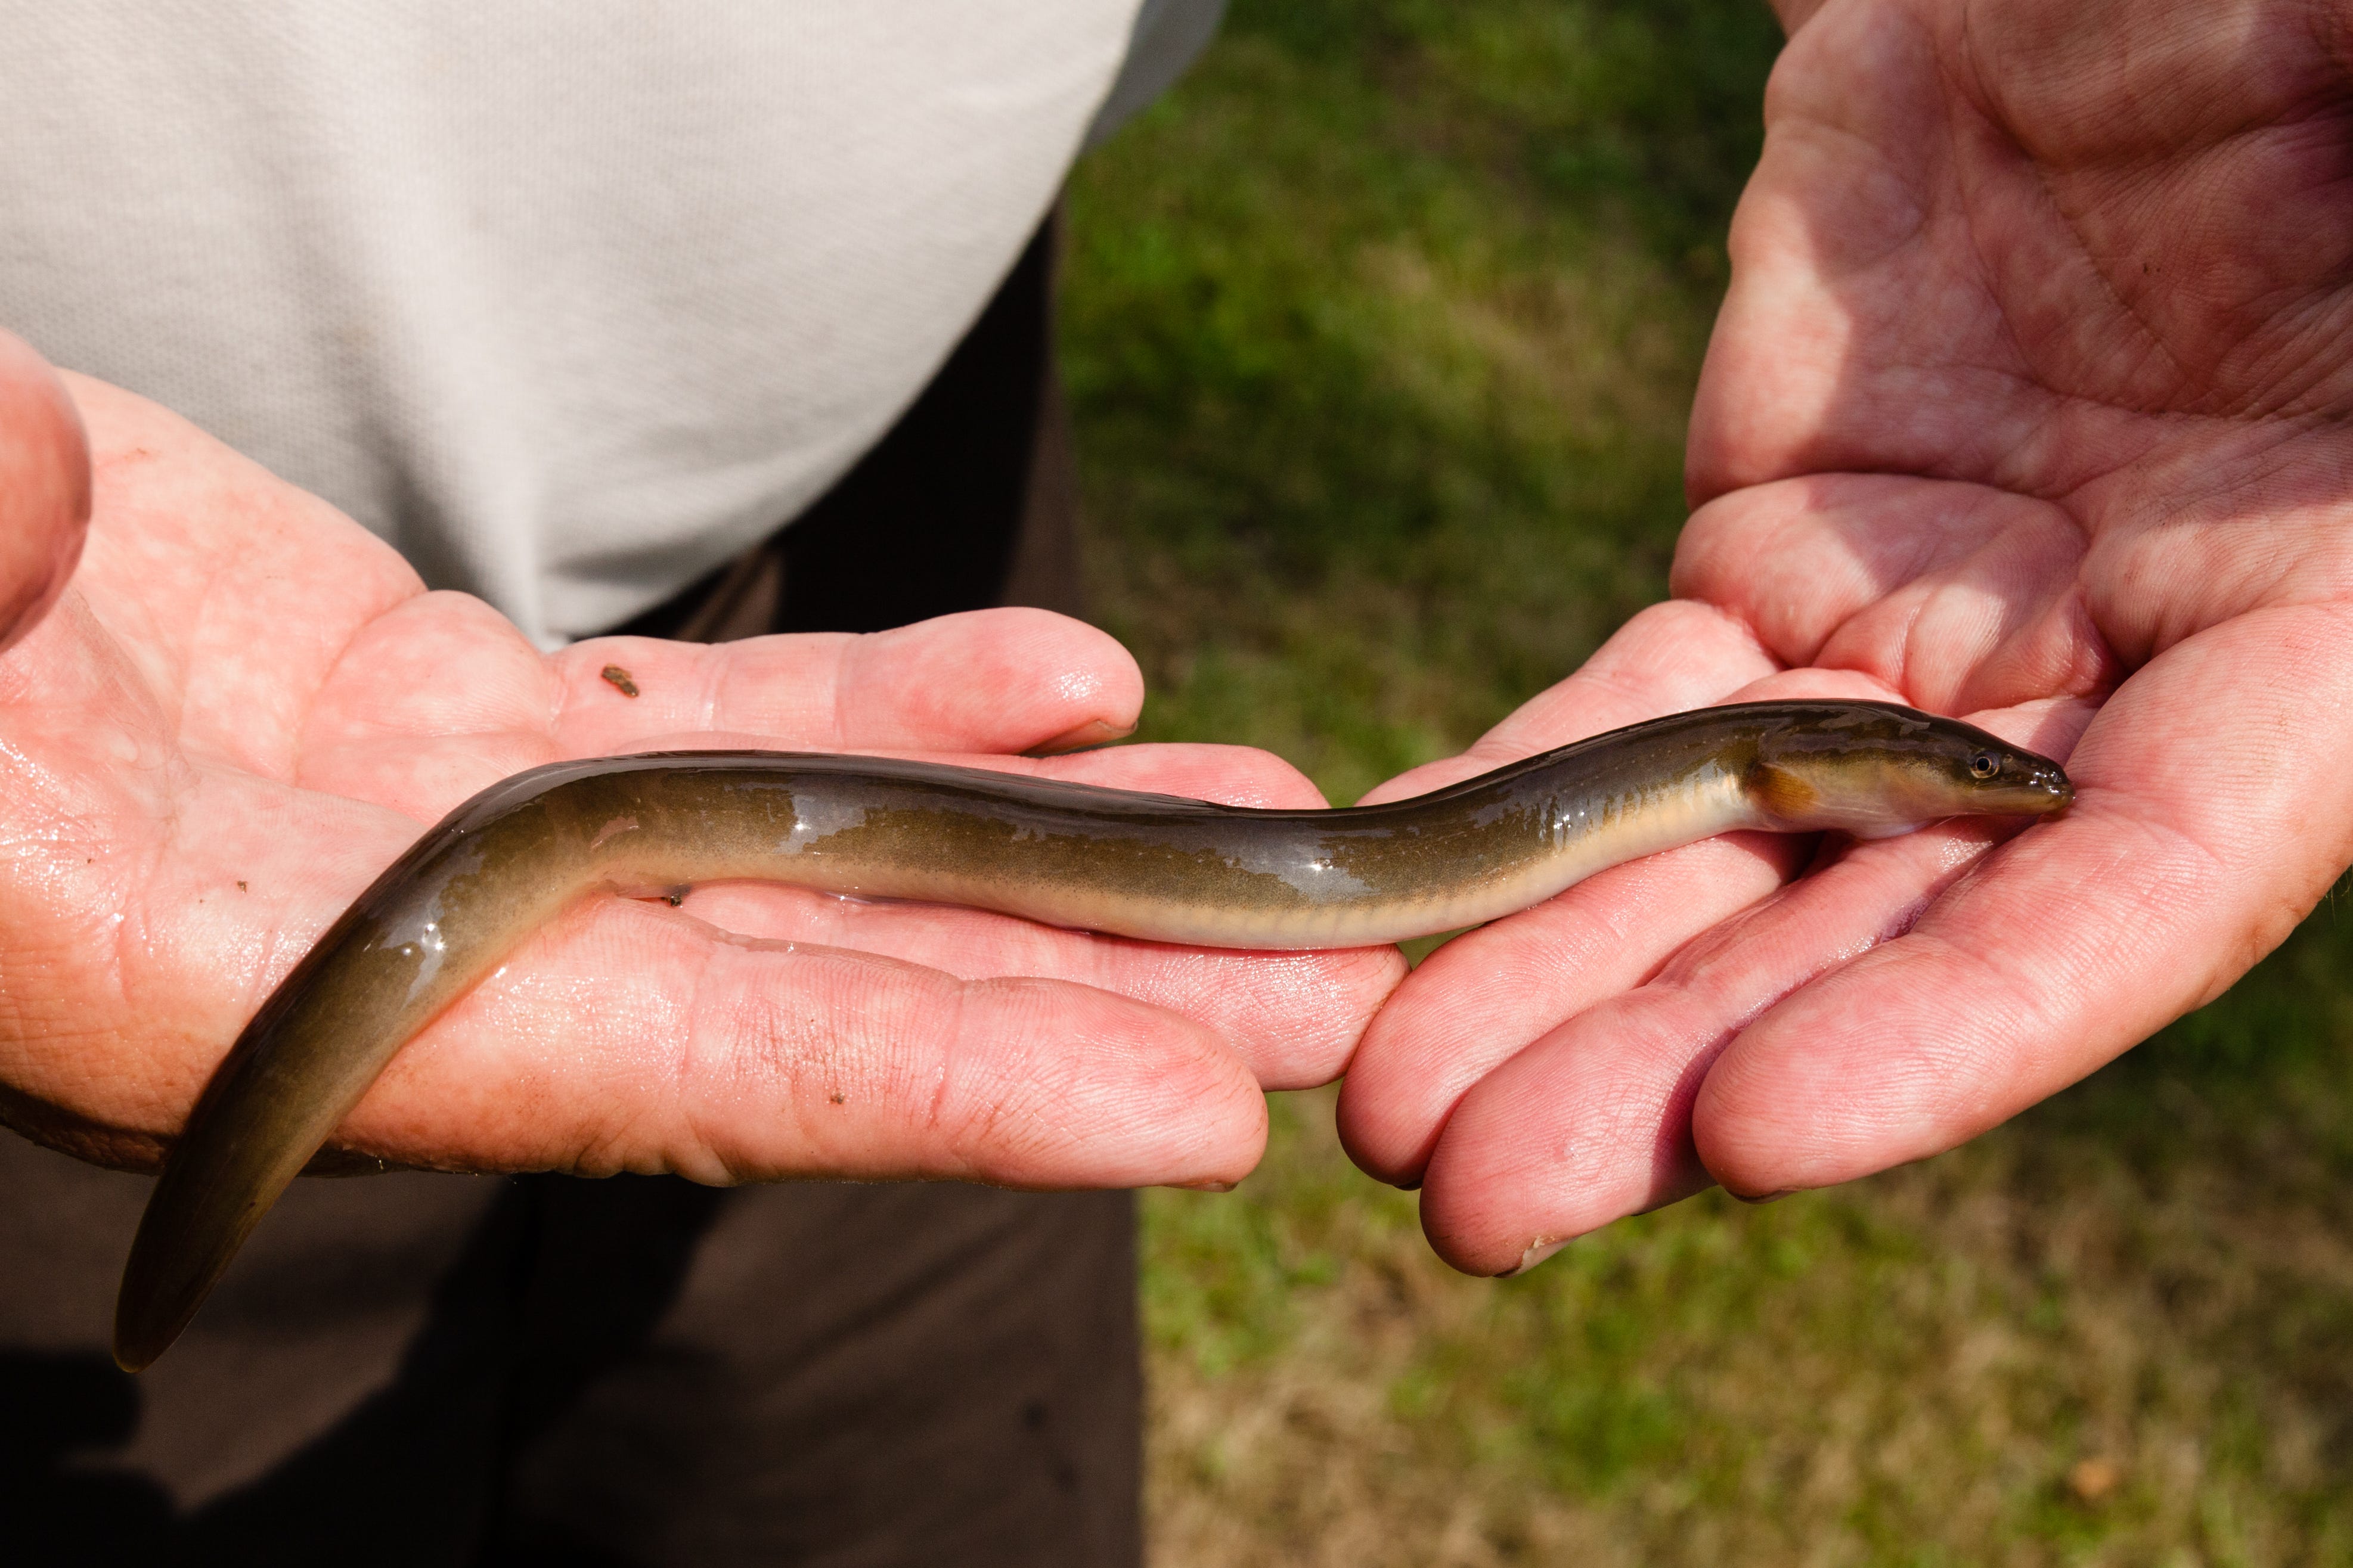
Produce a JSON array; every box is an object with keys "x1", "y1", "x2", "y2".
[{"x1": 0, "y1": 330, "x2": 90, "y2": 653}]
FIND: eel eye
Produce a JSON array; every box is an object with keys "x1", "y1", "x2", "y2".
[{"x1": 1969, "y1": 752, "x2": 1999, "y2": 779}]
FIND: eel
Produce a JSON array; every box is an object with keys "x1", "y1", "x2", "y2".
[{"x1": 113, "y1": 698, "x2": 2071, "y2": 1370}]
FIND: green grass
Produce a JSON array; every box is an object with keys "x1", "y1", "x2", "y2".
[
  {"x1": 1063, "y1": 0, "x2": 1771, "y2": 804},
  {"x1": 1064, "y1": 3, "x2": 2353, "y2": 1563}
]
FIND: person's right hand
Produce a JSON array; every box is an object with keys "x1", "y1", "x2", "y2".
[{"x1": 0, "y1": 339, "x2": 1402, "y2": 1194}]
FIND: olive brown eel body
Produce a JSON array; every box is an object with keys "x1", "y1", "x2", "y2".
[{"x1": 114, "y1": 699, "x2": 2070, "y2": 1370}]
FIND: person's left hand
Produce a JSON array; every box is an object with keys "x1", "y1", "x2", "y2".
[{"x1": 1334, "y1": 0, "x2": 2353, "y2": 1274}]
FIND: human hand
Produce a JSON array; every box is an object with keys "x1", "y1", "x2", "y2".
[
  {"x1": 0, "y1": 356, "x2": 1400, "y2": 1194},
  {"x1": 0, "y1": 330, "x2": 89, "y2": 650},
  {"x1": 1338, "y1": 0, "x2": 2353, "y2": 1271}
]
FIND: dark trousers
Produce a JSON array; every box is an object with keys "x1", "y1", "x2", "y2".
[{"x1": 0, "y1": 216, "x2": 1142, "y2": 1568}]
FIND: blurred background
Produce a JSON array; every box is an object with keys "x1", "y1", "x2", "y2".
[{"x1": 1061, "y1": 2, "x2": 2353, "y2": 1562}]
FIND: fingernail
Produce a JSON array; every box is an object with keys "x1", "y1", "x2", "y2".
[
  {"x1": 1173, "y1": 1178, "x2": 1237, "y2": 1193},
  {"x1": 1730, "y1": 1188, "x2": 1794, "y2": 1205},
  {"x1": 1498, "y1": 1237, "x2": 1566, "y2": 1278}
]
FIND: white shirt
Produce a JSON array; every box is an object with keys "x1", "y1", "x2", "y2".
[{"x1": 0, "y1": 1, "x2": 1216, "y2": 644}]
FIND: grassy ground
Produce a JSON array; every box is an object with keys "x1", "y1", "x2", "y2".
[{"x1": 1063, "y1": 4, "x2": 2353, "y2": 1563}]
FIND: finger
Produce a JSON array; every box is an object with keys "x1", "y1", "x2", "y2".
[
  {"x1": 342, "y1": 895, "x2": 1270, "y2": 1191},
  {"x1": 553, "y1": 607, "x2": 1144, "y2": 757},
  {"x1": 1411, "y1": 814, "x2": 2021, "y2": 1275},
  {"x1": 674, "y1": 884, "x2": 1400, "y2": 1094},
  {"x1": 0, "y1": 331, "x2": 91, "y2": 653},
  {"x1": 1336, "y1": 634, "x2": 2015, "y2": 1185},
  {"x1": 12, "y1": 755, "x2": 1279, "y2": 1195},
  {"x1": 1037, "y1": 738, "x2": 1327, "y2": 806},
  {"x1": 299, "y1": 604, "x2": 1150, "y2": 819},
  {"x1": 1694, "y1": 606, "x2": 2346, "y2": 1197},
  {"x1": 1359, "y1": 600, "x2": 1780, "y2": 805},
  {"x1": 316, "y1": 604, "x2": 1164, "y2": 821},
  {"x1": 115, "y1": 737, "x2": 1391, "y2": 1131},
  {"x1": 650, "y1": 741, "x2": 1403, "y2": 1089},
  {"x1": 1335, "y1": 632, "x2": 1909, "y2": 1184},
  {"x1": 1672, "y1": 474, "x2": 2115, "y2": 711},
  {"x1": 1336, "y1": 830, "x2": 1807, "y2": 1184}
]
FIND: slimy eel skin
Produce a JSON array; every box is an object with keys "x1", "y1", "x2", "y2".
[{"x1": 113, "y1": 699, "x2": 2071, "y2": 1370}]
